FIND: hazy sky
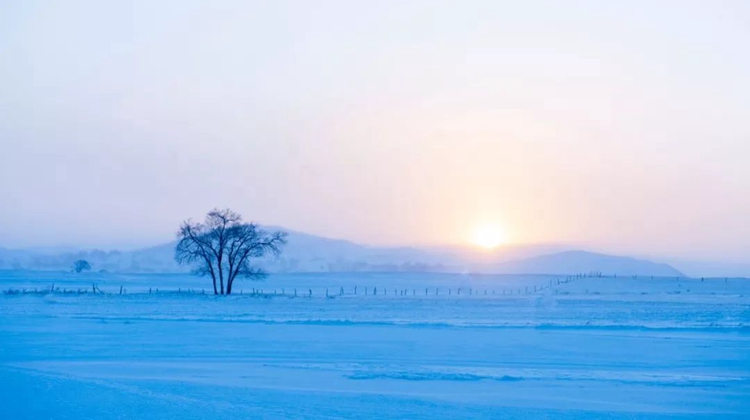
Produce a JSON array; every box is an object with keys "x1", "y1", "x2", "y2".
[{"x1": 1, "y1": 0, "x2": 749, "y2": 261}]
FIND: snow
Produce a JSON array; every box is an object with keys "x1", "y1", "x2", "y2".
[{"x1": 1, "y1": 270, "x2": 749, "y2": 419}]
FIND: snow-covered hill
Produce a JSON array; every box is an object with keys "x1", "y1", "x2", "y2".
[{"x1": 1, "y1": 228, "x2": 687, "y2": 277}]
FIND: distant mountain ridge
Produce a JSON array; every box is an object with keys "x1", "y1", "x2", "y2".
[
  {"x1": 495, "y1": 250, "x2": 683, "y2": 277},
  {"x1": 0, "y1": 229, "x2": 684, "y2": 277}
]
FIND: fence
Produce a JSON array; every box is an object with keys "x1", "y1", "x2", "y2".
[
  {"x1": 5, "y1": 273, "x2": 743, "y2": 298},
  {"x1": 2, "y1": 273, "x2": 610, "y2": 297}
]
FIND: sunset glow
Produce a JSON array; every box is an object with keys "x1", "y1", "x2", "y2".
[{"x1": 472, "y1": 223, "x2": 509, "y2": 249}]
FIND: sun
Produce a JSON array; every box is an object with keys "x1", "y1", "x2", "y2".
[{"x1": 472, "y1": 223, "x2": 509, "y2": 249}]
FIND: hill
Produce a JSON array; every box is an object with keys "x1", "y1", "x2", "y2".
[
  {"x1": 1, "y1": 229, "x2": 686, "y2": 277},
  {"x1": 495, "y1": 250, "x2": 684, "y2": 277}
]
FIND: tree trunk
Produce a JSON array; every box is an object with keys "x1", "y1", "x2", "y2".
[
  {"x1": 226, "y1": 266, "x2": 237, "y2": 295},
  {"x1": 218, "y1": 266, "x2": 225, "y2": 295},
  {"x1": 226, "y1": 274, "x2": 236, "y2": 295}
]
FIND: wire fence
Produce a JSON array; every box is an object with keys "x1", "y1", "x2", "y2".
[{"x1": 4, "y1": 272, "x2": 746, "y2": 298}]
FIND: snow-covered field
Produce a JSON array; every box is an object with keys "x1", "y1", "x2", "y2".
[{"x1": 1, "y1": 271, "x2": 749, "y2": 419}]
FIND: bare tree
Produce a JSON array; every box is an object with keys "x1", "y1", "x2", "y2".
[
  {"x1": 175, "y1": 209, "x2": 287, "y2": 295},
  {"x1": 72, "y1": 259, "x2": 91, "y2": 273}
]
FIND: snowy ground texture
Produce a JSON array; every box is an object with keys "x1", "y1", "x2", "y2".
[{"x1": 1, "y1": 271, "x2": 749, "y2": 419}]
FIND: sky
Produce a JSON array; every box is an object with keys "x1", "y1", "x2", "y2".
[{"x1": 0, "y1": 0, "x2": 749, "y2": 262}]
